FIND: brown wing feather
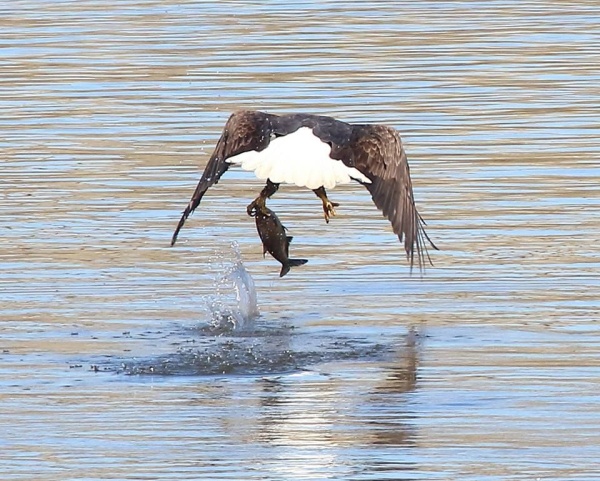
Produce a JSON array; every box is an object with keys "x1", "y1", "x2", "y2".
[
  {"x1": 352, "y1": 125, "x2": 437, "y2": 270},
  {"x1": 171, "y1": 110, "x2": 272, "y2": 246}
]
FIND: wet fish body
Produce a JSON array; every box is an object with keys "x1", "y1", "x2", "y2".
[{"x1": 253, "y1": 207, "x2": 308, "y2": 277}]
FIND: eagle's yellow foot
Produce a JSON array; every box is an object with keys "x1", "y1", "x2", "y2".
[
  {"x1": 248, "y1": 180, "x2": 280, "y2": 216},
  {"x1": 321, "y1": 199, "x2": 340, "y2": 223},
  {"x1": 247, "y1": 196, "x2": 267, "y2": 217},
  {"x1": 313, "y1": 187, "x2": 339, "y2": 224}
]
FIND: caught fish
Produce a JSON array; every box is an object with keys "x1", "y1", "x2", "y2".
[{"x1": 251, "y1": 205, "x2": 308, "y2": 277}]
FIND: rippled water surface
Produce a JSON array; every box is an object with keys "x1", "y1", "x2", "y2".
[{"x1": 2, "y1": 1, "x2": 600, "y2": 480}]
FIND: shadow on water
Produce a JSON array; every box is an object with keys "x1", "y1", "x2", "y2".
[{"x1": 116, "y1": 243, "x2": 416, "y2": 377}]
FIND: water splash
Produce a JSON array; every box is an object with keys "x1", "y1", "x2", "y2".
[
  {"x1": 115, "y1": 243, "x2": 410, "y2": 377},
  {"x1": 206, "y1": 242, "x2": 259, "y2": 332}
]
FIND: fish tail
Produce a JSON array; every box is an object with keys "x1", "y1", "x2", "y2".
[{"x1": 279, "y1": 258, "x2": 308, "y2": 277}]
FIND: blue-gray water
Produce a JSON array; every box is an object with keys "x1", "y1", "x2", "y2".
[{"x1": 2, "y1": 1, "x2": 600, "y2": 479}]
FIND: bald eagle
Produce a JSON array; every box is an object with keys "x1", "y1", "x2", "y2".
[{"x1": 171, "y1": 110, "x2": 437, "y2": 269}]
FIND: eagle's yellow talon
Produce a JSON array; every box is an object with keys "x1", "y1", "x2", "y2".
[
  {"x1": 322, "y1": 200, "x2": 339, "y2": 223},
  {"x1": 314, "y1": 186, "x2": 339, "y2": 224}
]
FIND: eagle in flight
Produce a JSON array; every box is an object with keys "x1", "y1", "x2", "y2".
[{"x1": 171, "y1": 110, "x2": 437, "y2": 269}]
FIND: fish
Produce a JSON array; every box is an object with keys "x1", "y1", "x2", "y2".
[{"x1": 250, "y1": 205, "x2": 308, "y2": 277}]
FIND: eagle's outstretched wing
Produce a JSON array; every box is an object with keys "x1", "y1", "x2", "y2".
[
  {"x1": 171, "y1": 111, "x2": 272, "y2": 246},
  {"x1": 350, "y1": 125, "x2": 437, "y2": 270}
]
